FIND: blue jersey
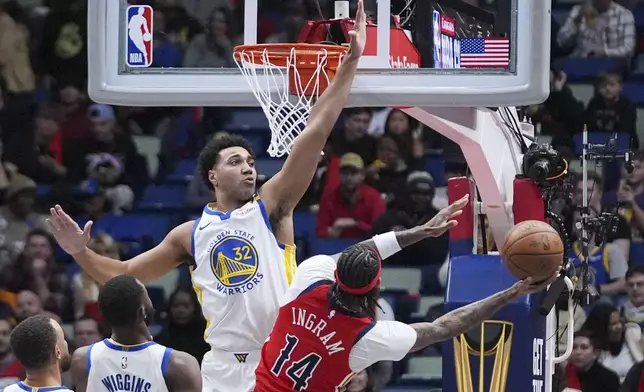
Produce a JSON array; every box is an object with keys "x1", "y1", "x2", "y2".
[{"x1": 568, "y1": 241, "x2": 610, "y2": 285}]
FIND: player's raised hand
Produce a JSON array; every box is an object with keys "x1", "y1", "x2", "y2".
[
  {"x1": 418, "y1": 195, "x2": 469, "y2": 237},
  {"x1": 347, "y1": 0, "x2": 367, "y2": 60},
  {"x1": 47, "y1": 204, "x2": 93, "y2": 256}
]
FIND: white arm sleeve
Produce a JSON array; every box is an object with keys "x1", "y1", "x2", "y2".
[
  {"x1": 280, "y1": 255, "x2": 337, "y2": 305},
  {"x1": 348, "y1": 321, "x2": 418, "y2": 372}
]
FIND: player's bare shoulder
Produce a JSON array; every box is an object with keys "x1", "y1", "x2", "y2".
[
  {"x1": 164, "y1": 349, "x2": 202, "y2": 392},
  {"x1": 70, "y1": 345, "x2": 91, "y2": 392}
]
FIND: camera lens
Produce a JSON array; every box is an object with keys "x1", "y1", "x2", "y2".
[{"x1": 528, "y1": 159, "x2": 550, "y2": 182}]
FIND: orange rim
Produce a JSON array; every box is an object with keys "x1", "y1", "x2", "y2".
[{"x1": 233, "y1": 43, "x2": 348, "y2": 68}]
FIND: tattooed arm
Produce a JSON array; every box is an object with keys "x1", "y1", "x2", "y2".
[
  {"x1": 406, "y1": 269, "x2": 559, "y2": 353},
  {"x1": 408, "y1": 287, "x2": 520, "y2": 352}
]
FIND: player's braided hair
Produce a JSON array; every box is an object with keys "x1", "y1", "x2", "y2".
[{"x1": 330, "y1": 244, "x2": 381, "y2": 319}]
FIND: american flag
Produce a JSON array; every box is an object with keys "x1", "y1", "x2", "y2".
[{"x1": 460, "y1": 38, "x2": 510, "y2": 68}]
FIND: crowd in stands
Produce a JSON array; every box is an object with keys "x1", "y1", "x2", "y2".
[{"x1": 2, "y1": 0, "x2": 644, "y2": 390}]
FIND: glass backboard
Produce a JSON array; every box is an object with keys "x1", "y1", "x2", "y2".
[{"x1": 88, "y1": 0, "x2": 550, "y2": 107}]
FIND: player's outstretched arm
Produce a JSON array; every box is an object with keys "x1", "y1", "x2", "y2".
[
  {"x1": 70, "y1": 346, "x2": 90, "y2": 392},
  {"x1": 165, "y1": 350, "x2": 202, "y2": 392},
  {"x1": 406, "y1": 271, "x2": 559, "y2": 352},
  {"x1": 260, "y1": 0, "x2": 367, "y2": 214},
  {"x1": 332, "y1": 196, "x2": 469, "y2": 261},
  {"x1": 48, "y1": 205, "x2": 192, "y2": 284}
]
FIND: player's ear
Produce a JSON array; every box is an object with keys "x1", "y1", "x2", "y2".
[
  {"x1": 139, "y1": 306, "x2": 147, "y2": 323},
  {"x1": 208, "y1": 170, "x2": 218, "y2": 187},
  {"x1": 54, "y1": 344, "x2": 62, "y2": 361}
]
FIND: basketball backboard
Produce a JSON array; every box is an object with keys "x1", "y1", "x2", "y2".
[{"x1": 88, "y1": 0, "x2": 550, "y2": 107}]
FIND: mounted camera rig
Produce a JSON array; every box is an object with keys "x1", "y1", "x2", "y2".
[{"x1": 524, "y1": 131, "x2": 633, "y2": 316}]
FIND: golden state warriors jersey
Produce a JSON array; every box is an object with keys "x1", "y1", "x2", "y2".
[
  {"x1": 86, "y1": 339, "x2": 171, "y2": 392},
  {"x1": 191, "y1": 195, "x2": 297, "y2": 352}
]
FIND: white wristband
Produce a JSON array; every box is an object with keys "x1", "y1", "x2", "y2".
[{"x1": 373, "y1": 231, "x2": 402, "y2": 260}]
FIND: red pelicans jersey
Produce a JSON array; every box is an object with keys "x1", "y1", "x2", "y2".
[{"x1": 255, "y1": 255, "x2": 417, "y2": 392}]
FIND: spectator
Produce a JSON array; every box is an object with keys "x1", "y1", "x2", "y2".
[
  {"x1": 383, "y1": 109, "x2": 425, "y2": 169},
  {"x1": 563, "y1": 330, "x2": 620, "y2": 392},
  {"x1": 604, "y1": 153, "x2": 644, "y2": 243},
  {"x1": 621, "y1": 266, "x2": 644, "y2": 329},
  {"x1": 183, "y1": 7, "x2": 237, "y2": 68},
  {"x1": 48, "y1": 264, "x2": 73, "y2": 321},
  {"x1": 557, "y1": 0, "x2": 635, "y2": 59},
  {"x1": 154, "y1": 287, "x2": 210, "y2": 364},
  {"x1": 151, "y1": 8, "x2": 182, "y2": 68},
  {"x1": 72, "y1": 316, "x2": 102, "y2": 348},
  {"x1": 366, "y1": 135, "x2": 410, "y2": 201},
  {"x1": 0, "y1": 175, "x2": 49, "y2": 263},
  {"x1": 38, "y1": 0, "x2": 88, "y2": 83},
  {"x1": 570, "y1": 171, "x2": 631, "y2": 260},
  {"x1": 52, "y1": 77, "x2": 90, "y2": 141},
  {"x1": 3, "y1": 229, "x2": 57, "y2": 308},
  {"x1": 0, "y1": 318, "x2": 21, "y2": 388},
  {"x1": 316, "y1": 153, "x2": 385, "y2": 239},
  {"x1": 328, "y1": 108, "x2": 378, "y2": 165},
  {"x1": 0, "y1": 1, "x2": 36, "y2": 140},
  {"x1": 65, "y1": 104, "x2": 148, "y2": 211},
  {"x1": 569, "y1": 207, "x2": 627, "y2": 297},
  {"x1": 74, "y1": 180, "x2": 113, "y2": 223},
  {"x1": 72, "y1": 233, "x2": 121, "y2": 320},
  {"x1": 370, "y1": 171, "x2": 448, "y2": 293},
  {"x1": 619, "y1": 357, "x2": 644, "y2": 392},
  {"x1": 526, "y1": 69, "x2": 585, "y2": 157},
  {"x1": 586, "y1": 71, "x2": 638, "y2": 148},
  {"x1": 583, "y1": 303, "x2": 643, "y2": 381},
  {"x1": 13, "y1": 290, "x2": 42, "y2": 323},
  {"x1": 5, "y1": 104, "x2": 68, "y2": 184}
]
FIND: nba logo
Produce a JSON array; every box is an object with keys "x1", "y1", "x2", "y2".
[{"x1": 126, "y1": 5, "x2": 153, "y2": 68}]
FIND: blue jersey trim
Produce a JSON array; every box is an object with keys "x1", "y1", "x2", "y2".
[
  {"x1": 86, "y1": 343, "x2": 95, "y2": 372},
  {"x1": 161, "y1": 348, "x2": 173, "y2": 376},
  {"x1": 17, "y1": 382, "x2": 70, "y2": 391},
  {"x1": 191, "y1": 218, "x2": 200, "y2": 257},
  {"x1": 103, "y1": 338, "x2": 156, "y2": 352}
]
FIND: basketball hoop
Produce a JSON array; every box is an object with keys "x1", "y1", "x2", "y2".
[{"x1": 233, "y1": 43, "x2": 348, "y2": 157}]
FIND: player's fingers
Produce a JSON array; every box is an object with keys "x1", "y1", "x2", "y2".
[
  {"x1": 448, "y1": 210, "x2": 463, "y2": 219},
  {"x1": 49, "y1": 207, "x2": 66, "y2": 228},
  {"x1": 444, "y1": 220, "x2": 458, "y2": 230},
  {"x1": 356, "y1": 0, "x2": 365, "y2": 21},
  {"x1": 55, "y1": 204, "x2": 78, "y2": 228},
  {"x1": 46, "y1": 218, "x2": 60, "y2": 232},
  {"x1": 83, "y1": 220, "x2": 93, "y2": 236}
]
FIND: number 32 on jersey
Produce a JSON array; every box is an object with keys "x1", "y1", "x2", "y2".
[{"x1": 270, "y1": 335, "x2": 322, "y2": 391}]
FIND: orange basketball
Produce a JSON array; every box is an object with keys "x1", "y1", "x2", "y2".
[{"x1": 500, "y1": 220, "x2": 564, "y2": 281}]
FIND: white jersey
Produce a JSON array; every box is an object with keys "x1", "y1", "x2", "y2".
[
  {"x1": 191, "y1": 195, "x2": 297, "y2": 352},
  {"x1": 2, "y1": 382, "x2": 72, "y2": 392},
  {"x1": 86, "y1": 339, "x2": 171, "y2": 392}
]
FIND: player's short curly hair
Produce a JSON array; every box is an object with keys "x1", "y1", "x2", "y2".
[
  {"x1": 98, "y1": 275, "x2": 144, "y2": 327},
  {"x1": 10, "y1": 314, "x2": 57, "y2": 370},
  {"x1": 330, "y1": 244, "x2": 381, "y2": 319},
  {"x1": 198, "y1": 133, "x2": 255, "y2": 191}
]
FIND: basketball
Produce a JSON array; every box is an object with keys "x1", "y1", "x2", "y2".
[
  {"x1": 500, "y1": 220, "x2": 564, "y2": 281},
  {"x1": 143, "y1": 33, "x2": 152, "y2": 42}
]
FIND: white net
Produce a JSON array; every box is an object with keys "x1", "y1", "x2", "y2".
[{"x1": 234, "y1": 45, "x2": 345, "y2": 157}]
